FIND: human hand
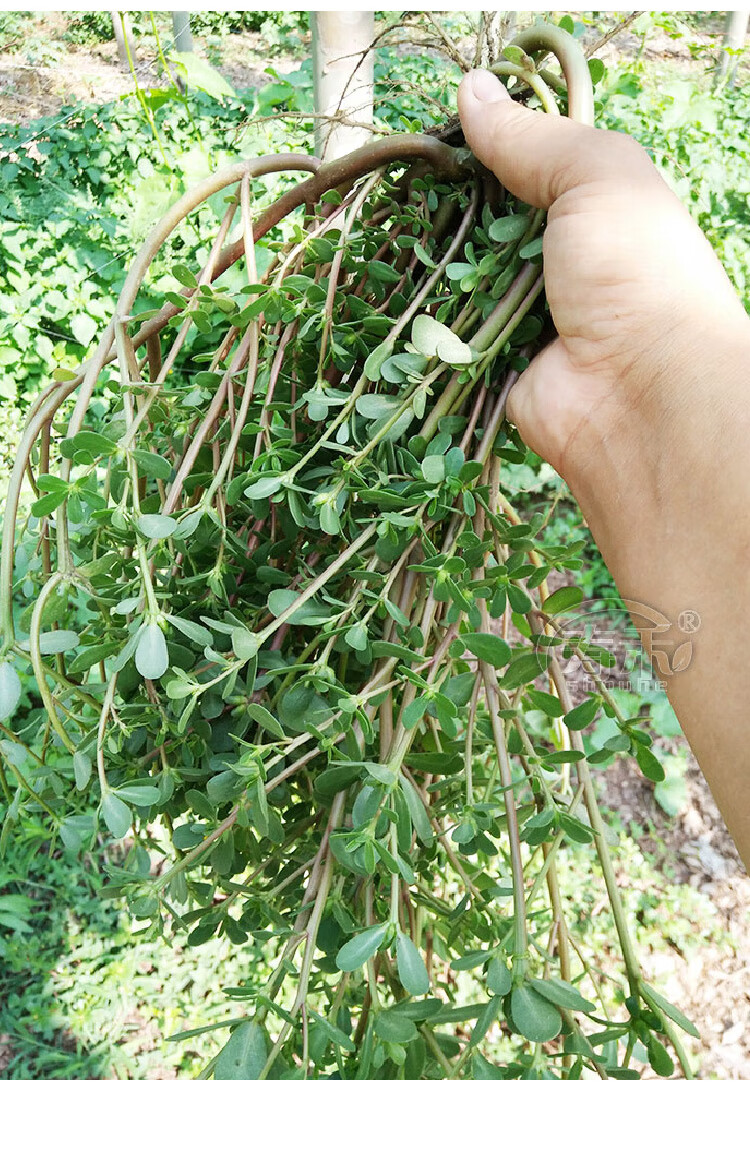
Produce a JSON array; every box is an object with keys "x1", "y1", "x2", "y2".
[
  {"x1": 460, "y1": 68, "x2": 750, "y2": 867},
  {"x1": 457, "y1": 69, "x2": 750, "y2": 502}
]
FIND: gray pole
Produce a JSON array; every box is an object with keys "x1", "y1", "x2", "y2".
[
  {"x1": 111, "y1": 10, "x2": 136, "y2": 68},
  {"x1": 311, "y1": 11, "x2": 375, "y2": 162},
  {"x1": 172, "y1": 11, "x2": 194, "y2": 53},
  {"x1": 715, "y1": 9, "x2": 749, "y2": 89}
]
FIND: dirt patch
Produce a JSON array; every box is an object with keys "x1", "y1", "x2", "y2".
[
  {"x1": 602, "y1": 752, "x2": 750, "y2": 1079},
  {"x1": 0, "y1": 19, "x2": 305, "y2": 126}
]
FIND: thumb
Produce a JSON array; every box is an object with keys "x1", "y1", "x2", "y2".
[{"x1": 458, "y1": 68, "x2": 649, "y2": 210}]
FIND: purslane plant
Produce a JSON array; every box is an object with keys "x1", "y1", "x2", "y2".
[{"x1": 0, "y1": 22, "x2": 698, "y2": 1079}]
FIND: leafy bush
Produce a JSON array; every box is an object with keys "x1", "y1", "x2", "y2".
[
  {"x1": 61, "y1": 10, "x2": 308, "y2": 47},
  {"x1": 0, "y1": 84, "x2": 311, "y2": 446},
  {"x1": 63, "y1": 11, "x2": 120, "y2": 45},
  {"x1": 599, "y1": 67, "x2": 750, "y2": 308},
  {"x1": 190, "y1": 11, "x2": 307, "y2": 39}
]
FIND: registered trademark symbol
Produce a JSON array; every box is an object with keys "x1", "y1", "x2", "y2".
[{"x1": 678, "y1": 609, "x2": 701, "y2": 634}]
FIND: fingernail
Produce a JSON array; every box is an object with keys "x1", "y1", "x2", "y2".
[{"x1": 468, "y1": 69, "x2": 509, "y2": 103}]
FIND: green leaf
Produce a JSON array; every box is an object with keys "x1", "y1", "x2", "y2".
[
  {"x1": 413, "y1": 240, "x2": 436, "y2": 269},
  {"x1": 635, "y1": 743, "x2": 665, "y2": 783},
  {"x1": 641, "y1": 983, "x2": 700, "y2": 1039},
  {"x1": 502, "y1": 44, "x2": 526, "y2": 64},
  {"x1": 647, "y1": 1037, "x2": 675, "y2": 1077},
  {"x1": 231, "y1": 628, "x2": 259, "y2": 660},
  {"x1": 396, "y1": 930, "x2": 430, "y2": 996},
  {"x1": 369, "y1": 260, "x2": 401, "y2": 284},
  {"x1": 462, "y1": 632, "x2": 511, "y2": 670},
  {"x1": 336, "y1": 922, "x2": 388, "y2": 971},
  {"x1": 101, "y1": 791, "x2": 132, "y2": 839},
  {"x1": 473, "y1": 1053, "x2": 506, "y2": 1079},
  {"x1": 470, "y1": 996, "x2": 502, "y2": 1046},
  {"x1": 510, "y1": 984, "x2": 562, "y2": 1043},
  {"x1": 214, "y1": 1022, "x2": 268, "y2": 1080},
  {"x1": 564, "y1": 697, "x2": 600, "y2": 731},
  {"x1": 307, "y1": 1009, "x2": 355, "y2": 1054},
  {"x1": 137, "y1": 514, "x2": 178, "y2": 540},
  {"x1": 411, "y1": 315, "x2": 472, "y2": 365},
  {"x1": 315, "y1": 763, "x2": 362, "y2": 798},
  {"x1": 244, "y1": 476, "x2": 282, "y2": 501},
  {"x1": 345, "y1": 622, "x2": 368, "y2": 651},
  {"x1": 525, "y1": 688, "x2": 564, "y2": 718},
  {"x1": 654, "y1": 767, "x2": 687, "y2": 818},
  {"x1": 421, "y1": 454, "x2": 445, "y2": 483},
  {"x1": 133, "y1": 449, "x2": 172, "y2": 480},
  {"x1": 519, "y1": 237, "x2": 544, "y2": 260},
  {"x1": 60, "y1": 431, "x2": 117, "y2": 460},
  {"x1": 254, "y1": 775, "x2": 269, "y2": 838},
  {"x1": 374, "y1": 1010, "x2": 418, "y2": 1043},
  {"x1": 400, "y1": 776, "x2": 433, "y2": 845},
  {"x1": 426, "y1": 1002, "x2": 486, "y2": 1024},
  {"x1": 487, "y1": 957, "x2": 512, "y2": 996},
  {"x1": 529, "y1": 977, "x2": 595, "y2": 1013},
  {"x1": 73, "y1": 751, "x2": 92, "y2": 791},
  {"x1": 135, "y1": 622, "x2": 169, "y2": 680},
  {"x1": 559, "y1": 812, "x2": 594, "y2": 844},
  {"x1": 247, "y1": 703, "x2": 284, "y2": 740},
  {"x1": 267, "y1": 589, "x2": 335, "y2": 626},
  {"x1": 168, "y1": 615, "x2": 213, "y2": 646},
  {"x1": 488, "y1": 213, "x2": 529, "y2": 243},
  {"x1": 0, "y1": 662, "x2": 21, "y2": 723},
  {"x1": 543, "y1": 586, "x2": 584, "y2": 615},
  {"x1": 588, "y1": 57, "x2": 605, "y2": 85},
  {"x1": 171, "y1": 50, "x2": 236, "y2": 99},
  {"x1": 38, "y1": 630, "x2": 79, "y2": 655},
  {"x1": 172, "y1": 263, "x2": 198, "y2": 288},
  {"x1": 452, "y1": 949, "x2": 494, "y2": 972},
  {"x1": 356, "y1": 394, "x2": 402, "y2": 419},
  {"x1": 364, "y1": 341, "x2": 393, "y2": 381},
  {"x1": 501, "y1": 652, "x2": 547, "y2": 690},
  {"x1": 114, "y1": 785, "x2": 161, "y2": 806},
  {"x1": 31, "y1": 489, "x2": 68, "y2": 518},
  {"x1": 363, "y1": 762, "x2": 396, "y2": 786}
]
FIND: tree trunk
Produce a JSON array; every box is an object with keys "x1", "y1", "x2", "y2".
[
  {"x1": 172, "y1": 11, "x2": 194, "y2": 54},
  {"x1": 111, "y1": 10, "x2": 136, "y2": 68},
  {"x1": 714, "y1": 9, "x2": 749, "y2": 89},
  {"x1": 311, "y1": 11, "x2": 375, "y2": 163}
]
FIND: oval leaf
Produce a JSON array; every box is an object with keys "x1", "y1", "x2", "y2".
[
  {"x1": 101, "y1": 792, "x2": 132, "y2": 839},
  {"x1": 135, "y1": 623, "x2": 169, "y2": 680},
  {"x1": 215, "y1": 1021, "x2": 268, "y2": 1080},
  {"x1": 462, "y1": 632, "x2": 511, "y2": 670},
  {"x1": 137, "y1": 514, "x2": 178, "y2": 540},
  {"x1": 544, "y1": 586, "x2": 584, "y2": 615},
  {"x1": 336, "y1": 922, "x2": 388, "y2": 972},
  {"x1": 412, "y1": 314, "x2": 471, "y2": 366},
  {"x1": 396, "y1": 930, "x2": 430, "y2": 996},
  {"x1": 487, "y1": 956, "x2": 512, "y2": 996},
  {"x1": 510, "y1": 984, "x2": 562, "y2": 1043},
  {"x1": 529, "y1": 977, "x2": 595, "y2": 1013},
  {"x1": 73, "y1": 751, "x2": 92, "y2": 791},
  {"x1": 38, "y1": 630, "x2": 80, "y2": 655},
  {"x1": 0, "y1": 662, "x2": 22, "y2": 722}
]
